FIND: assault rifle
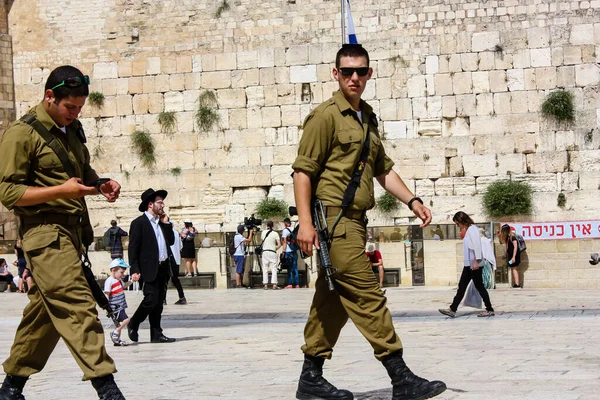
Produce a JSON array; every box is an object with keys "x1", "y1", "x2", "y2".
[
  {"x1": 82, "y1": 250, "x2": 121, "y2": 328},
  {"x1": 289, "y1": 200, "x2": 337, "y2": 292}
]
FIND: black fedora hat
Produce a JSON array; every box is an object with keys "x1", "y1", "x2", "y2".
[{"x1": 138, "y1": 188, "x2": 168, "y2": 212}]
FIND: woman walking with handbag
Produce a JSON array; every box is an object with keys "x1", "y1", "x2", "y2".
[{"x1": 439, "y1": 211, "x2": 495, "y2": 318}]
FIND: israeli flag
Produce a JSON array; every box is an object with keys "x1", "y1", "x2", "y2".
[{"x1": 345, "y1": 0, "x2": 358, "y2": 44}]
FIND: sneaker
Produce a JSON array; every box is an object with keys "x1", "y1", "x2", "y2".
[
  {"x1": 174, "y1": 297, "x2": 187, "y2": 305},
  {"x1": 264, "y1": 285, "x2": 269, "y2": 290},
  {"x1": 273, "y1": 286, "x2": 281, "y2": 290},
  {"x1": 114, "y1": 338, "x2": 128, "y2": 346},
  {"x1": 477, "y1": 310, "x2": 495, "y2": 317},
  {"x1": 512, "y1": 285, "x2": 522, "y2": 289},
  {"x1": 186, "y1": 273, "x2": 192, "y2": 277},
  {"x1": 284, "y1": 284, "x2": 293, "y2": 289},
  {"x1": 438, "y1": 308, "x2": 456, "y2": 318},
  {"x1": 110, "y1": 330, "x2": 120, "y2": 345}
]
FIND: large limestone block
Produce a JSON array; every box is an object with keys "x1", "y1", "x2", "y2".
[
  {"x1": 192, "y1": 55, "x2": 202, "y2": 73},
  {"x1": 557, "y1": 66, "x2": 576, "y2": 88},
  {"x1": 414, "y1": 179, "x2": 434, "y2": 196},
  {"x1": 237, "y1": 51, "x2": 258, "y2": 70},
  {"x1": 493, "y1": 92, "x2": 512, "y2": 115},
  {"x1": 510, "y1": 92, "x2": 529, "y2": 114},
  {"x1": 128, "y1": 77, "x2": 143, "y2": 95},
  {"x1": 527, "y1": 151, "x2": 568, "y2": 173},
  {"x1": 232, "y1": 187, "x2": 267, "y2": 205},
  {"x1": 277, "y1": 84, "x2": 296, "y2": 105},
  {"x1": 472, "y1": 31, "x2": 500, "y2": 52},
  {"x1": 258, "y1": 48, "x2": 275, "y2": 68},
  {"x1": 93, "y1": 62, "x2": 118, "y2": 80},
  {"x1": 506, "y1": 69, "x2": 525, "y2": 91},
  {"x1": 434, "y1": 177, "x2": 453, "y2": 196},
  {"x1": 281, "y1": 104, "x2": 300, "y2": 127},
  {"x1": 228, "y1": 108, "x2": 248, "y2": 130},
  {"x1": 272, "y1": 145, "x2": 297, "y2": 165},
  {"x1": 569, "y1": 150, "x2": 600, "y2": 172},
  {"x1": 448, "y1": 54, "x2": 462, "y2": 73},
  {"x1": 169, "y1": 74, "x2": 185, "y2": 91},
  {"x1": 489, "y1": 70, "x2": 508, "y2": 92},
  {"x1": 215, "y1": 53, "x2": 237, "y2": 71},
  {"x1": 514, "y1": 133, "x2": 537, "y2": 154},
  {"x1": 154, "y1": 74, "x2": 170, "y2": 93},
  {"x1": 290, "y1": 65, "x2": 317, "y2": 83},
  {"x1": 434, "y1": 74, "x2": 453, "y2": 96},
  {"x1": 536, "y1": 67, "x2": 557, "y2": 89},
  {"x1": 523, "y1": 69, "x2": 536, "y2": 90},
  {"x1": 118, "y1": 61, "x2": 132, "y2": 78},
  {"x1": 512, "y1": 173, "x2": 558, "y2": 192},
  {"x1": 460, "y1": 53, "x2": 478, "y2": 72},
  {"x1": 475, "y1": 93, "x2": 493, "y2": 116},
  {"x1": 148, "y1": 93, "x2": 164, "y2": 114},
  {"x1": 271, "y1": 164, "x2": 294, "y2": 185},
  {"x1": 147, "y1": 57, "x2": 161, "y2": 75},
  {"x1": 472, "y1": 71, "x2": 490, "y2": 93},
  {"x1": 442, "y1": 96, "x2": 456, "y2": 118},
  {"x1": 452, "y1": 72, "x2": 472, "y2": 95},
  {"x1": 164, "y1": 91, "x2": 184, "y2": 112},
  {"x1": 478, "y1": 52, "x2": 496, "y2": 71},
  {"x1": 575, "y1": 64, "x2": 600, "y2": 86},
  {"x1": 462, "y1": 154, "x2": 497, "y2": 177},
  {"x1": 99, "y1": 96, "x2": 117, "y2": 118},
  {"x1": 160, "y1": 57, "x2": 177, "y2": 74},
  {"x1": 376, "y1": 78, "x2": 392, "y2": 99},
  {"x1": 426, "y1": 56, "x2": 439, "y2": 74},
  {"x1": 442, "y1": 117, "x2": 470, "y2": 137},
  {"x1": 217, "y1": 89, "x2": 246, "y2": 109},
  {"x1": 246, "y1": 86, "x2": 265, "y2": 107},
  {"x1": 383, "y1": 121, "x2": 407, "y2": 139},
  {"x1": 527, "y1": 27, "x2": 551, "y2": 48},
  {"x1": 455, "y1": 94, "x2": 476, "y2": 117},
  {"x1": 474, "y1": 176, "x2": 506, "y2": 194},
  {"x1": 379, "y1": 98, "x2": 396, "y2": 120},
  {"x1": 453, "y1": 177, "x2": 477, "y2": 195},
  {"x1": 497, "y1": 153, "x2": 527, "y2": 175},
  {"x1": 571, "y1": 24, "x2": 595, "y2": 45},
  {"x1": 132, "y1": 94, "x2": 149, "y2": 115},
  {"x1": 530, "y1": 48, "x2": 552, "y2": 67},
  {"x1": 578, "y1": 171, "x2": 600, "y2": 190},
  {"x1": 232, "y1": 69, "x2": 259, "y2": 88},
  {"x1": 183, "y1": 89, "x2": 200, "y2": 111},
  {"x1": 397, "y1": 98, "x2": 413, "y2": 120},
  {"x1": 407, "y1": 75, "x2": 426, "y2": 98},
  {"x1": 202, "y1": 71, "x2": 231, "y2": 89},
  {"x1": 286, "y1": 46, "x2": 309, "y2": 66},
  {"x1": 262, "y1": 107, "x2": 281, "y2": 128},
  {"x1": 560, "y1": 172, "x2": 580, "y2": 191}
]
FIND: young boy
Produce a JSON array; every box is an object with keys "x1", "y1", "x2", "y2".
[{"x1": 104, "y1": 258, "x2": 132, "y2": 346}]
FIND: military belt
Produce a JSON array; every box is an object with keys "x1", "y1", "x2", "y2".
[
  {"x1": 20, "y1": 213, "x2": 83, "y2": 227},
  {"x1": 324, "y1": 206, "x2": 366, "y2": 220}
]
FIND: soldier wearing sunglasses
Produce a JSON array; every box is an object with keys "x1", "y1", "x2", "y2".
[
  {"x1": 0, "y1": 66, "x2": 125, "y2": 399},
  {"x1": 291, "y1": 45, "x2": 446, "y2": 400}
]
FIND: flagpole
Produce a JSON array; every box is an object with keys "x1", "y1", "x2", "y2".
[{"x1": 341, "y1": 0, "x2": 346, "y2": 44}]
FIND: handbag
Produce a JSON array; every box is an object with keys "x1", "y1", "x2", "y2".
[
  {"x1": 254, "y1": 230, "x2": 273, "y2": 256},
  {"x1": 481, "y1": 259, "x2": 493, "y2": 290},
  {"x1": 463, "y1": 282, "x2": 482, "y2": 309}
]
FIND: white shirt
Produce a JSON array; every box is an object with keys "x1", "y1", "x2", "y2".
[
  {"x1": 170, "y1": 228, "x2": 183, "y2": 266},
  {"x1": 145, "y1": 211, "x2": 168, "y2": 262},
  {"x1": 282, "y1": 226, "x2": 294, "y2": 253},
  {"x1": 480, "y1": 236, "x2": 497, "y2": 270},
  {"x1": 260, "y1": 229, "x2": 280, "y2": 252},
  {"x1": 233, "y1": 233, "x2": 245, "y2": 256},
  {"x1": 462, "y1": 225, "x2": 483, "y2": 268},
  {"x1": 356, "y1": 110, "x2": 363, "y2": 123}
]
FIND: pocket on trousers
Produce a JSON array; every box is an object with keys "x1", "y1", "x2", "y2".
[
  {"x1": 330, "y1": 222, "x2": 346, "y2": 239},
  {"x1": 22, "y1": 225, "x2": 60, "y2": 255}
]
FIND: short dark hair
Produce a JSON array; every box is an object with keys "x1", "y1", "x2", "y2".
[
  {"x1": 283, "y1": 218, "x2": 291, "y2": 224},
  {"x1": 0, "y1": 258, "x2": 5, "y2": 265},
  {"x1": 335, "y1": 44, "x2": 370, "y2": 68},
  {"x1": 267, "y1": 220, "x2": 274, "y2": 229},
  {"x1": 110, "y1": 220, "x2": 117, "y2": 227},
  {"x1": 452, "y1": 211, "x2": 475, "y2": 227},
  {"x1": 45, "y1": 65, "x2": 89, "y2": 102},
  {"x1": 237, "y1": 225, "x2": 245, "y2": 234}
]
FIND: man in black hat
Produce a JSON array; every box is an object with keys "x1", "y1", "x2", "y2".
[{"x1": 127, "y1": 188, "x2": 176, "y2": 343}]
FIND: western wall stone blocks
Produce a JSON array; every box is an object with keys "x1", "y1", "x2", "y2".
[
  {"x1": 164, "y1": 91, "x2": 184, "y2": 112},
  {"x1": 514, "y1": 173, "x2": 558, "y2": 192},
  {"x1": 460, "y1": 53, "x2": 478, "y2": 72},
  {"x1": 257, "y1": 48, "x2": 275, "y2": 68},
  {"x1": 184, "y1": 72, "x2": 201, "y2": 91},
  {"x1": 153, "y1": 75, "x2": 169, "y2": 93},
  {"x1": 286, "y1": 45, "x2": 308, "y2": 66},
  {"x1": 192, "y1": 55, "x2": 202, "y2": 73},
  {"x1": 488, "y1": 70, "x2": 507, "y2": 92},
  {"x1": 552, "y1": 47, "x2": 563, "y2": 66},
  {"x1": 472, "y1": 31, "x2": 500, "y2": 52},
  {"x1": 228, "y1": 108, "x2": 247, "y2": 130},
  {"x1": 527, "y1": 151, "x2": 568, "y2": 173},
  {"x1": 142, "y1": 76, "x2": 155, "y2": 94},
  {"x1": 453, "y1": 177, "x2": 477, "y2": 195},
  {"x1": 397, "y1": 98, "x2": 413, "y2": 120},
  {"x1": 506, "y1": 69, "x2": 524, "y2": 91},
  {"x1": 530, "y1": 48, "x2": 552, "y2": 67},
  {"x1": 271, "y1": 164, "x2": 293, "y2": 185},
  {"x1": 99, "y1": 96, "x2": 117, "y2": 117},
  {"x1": 448, "y1": 54, "x2": 461, "y2": 73},
  {"x1": 497, "y1": 153, "x2": 527, "y2": 175},
  {"x1": 101, "y1": 79, "x2": 117, "y2": 96},
  {"x1": 280, "y1": 104, "x2": 300, "y2": 126},
  {"x1": 215, "y1": 53, "x2": 236, "y2": 71},
  {"x1": 245, "y1": 86, "x2": 265, "y2": 107},
  {"x1": 433, "y1": 177, "x2": 453, "y2": 196},
  {"x1": 274, "y1": 67, "x2": 290, "y2": 84},
  {"x1": 478, "y1": 52, "x2": 495, "y2": 71},
  {"x1": 147, "y1": 57, "x2": 161, "y2": 75},
  {"x1": 289, "y1": 65, "x2": 317, "y2": 83},
  {"x1": 512, "y1": 49, "x2": 531, "y2": 69},
  {"x1": 470, "y1": 115, "x2": 505, "y2": 135},
  {"x1": 217, "y1": 89, "x2": 246, "y2": 109},
  {"x1": 563, "y1": 46, "x2": 582, "y2": 65},
  {"x1": 493, "y1": 92, "x2": 512, "y2": 114},
  {"x1": 472, "y1": 71, "x2": 490, "y2": 93},
  {"x1": 379, "y1": 98, "x2": 396, "y2": 120},
  {"x1": 376, "y1": 78, "x2": 392, "y2": 99},
  {"x1": 462, "y1": 154, "x2": 497, "y2": 176},
  {"x1": 148, "y1": 93, "x2": 163, "y2": 114},
  {"x1": 132, "y1": 94, "x2": 149, "y2": 115},
  {"x1": 202, "y1": 71, "x2": 231, "y2": 89},
  {"x1": 523, "y1": 69, "x2": 536, "y2": 90},
  {"x1": 452, "y1": 72, "x2": 472, "y2": 95},
  {"x1": 201, "y1": 54, "x2": 216, "y2": 72},
  {"x1": 535, "y1": 67, "x2": 557, "y2": 90},
  {"x1": 475, "y1": 93, "x2": 493, "y2": 116},
  {"x1": 425, "y1": 55, "x2": 439, "y2": 74},
  {"x1": 383, "y1": 121, "x2": 407, "y2": 139},
  {"x1": 455, "y1": 94, "x2": 476, "y2": 117},
  {"x1": 575, "y1": 64, "x2": 600, "y2": 86},
  {"x1": 527, "y1": 27, "x2": 551, "y2": 48},
  {"x1": 118, "y1": 61, "x2": 132, "y2": 78},
  {"x1": 560, "y1": 171, "x2": 580, "y2": 191},
  {"x1": 556, "y1": 66, "x2": 575, "y2": 88},
  {"x1": 407, "y1": 75, "x2": 426, "y2": 98},
  {"x1": 182, "y1": 89, "x2": 199, "y2": 111},
  {"x1": 442, "y1": 96, "x2": 456, "y2": 118},
  {"x1": 571, "y1": 24, "x2": 595, "y2": 45},
  {"x1": 169, "y1": 74, "x2": 185, "y2": 91},
  {"x1": 93, "y1": 62, "x2": 118, "y2": 80},
  {"x1": 261, "y1": 106, "x2": 281, "y2": 128},
  {"x1": 237, "y1": 51, "x2": 258, "y2": 70},
  {"x1": 434, "y1": 73, "x2": 453, "y2": 96}
]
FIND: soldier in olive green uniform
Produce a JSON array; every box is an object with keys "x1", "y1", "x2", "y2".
[
  {"x1": 292, "y1": 45, "x2": 446, "y2": 400},
  {"x1": 0, "y1": 66, "x2": 125, "y2": 400}
]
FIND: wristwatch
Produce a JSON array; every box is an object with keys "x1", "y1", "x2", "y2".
[{"x1": 407, "y1": 197, "x2": 423, "y2": 211}]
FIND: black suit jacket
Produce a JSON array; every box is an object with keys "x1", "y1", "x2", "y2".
[{"x1": 128, "y1": 213, "x2": 175, "y2": 283}]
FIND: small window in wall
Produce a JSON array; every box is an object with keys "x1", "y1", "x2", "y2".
[{"x1": 301, "y1": 83, "x2": 311, "y2": 103}]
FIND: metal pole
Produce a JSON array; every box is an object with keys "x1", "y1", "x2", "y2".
[{"x1": 341, "y1": 0, "x2": 346, "y2": 44}]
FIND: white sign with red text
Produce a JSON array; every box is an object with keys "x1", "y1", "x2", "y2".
[{"x1": 503, "y1": 221, "x2": 600, "y2": 240}]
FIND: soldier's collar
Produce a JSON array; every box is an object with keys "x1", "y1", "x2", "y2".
[
  {"x1": 32, "y1": 102, "x2": 67, "y2": 134},
  {"x1": 332, "y1": 90, "x2": 373, "y2": 116}
]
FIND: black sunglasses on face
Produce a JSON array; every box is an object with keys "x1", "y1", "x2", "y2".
[
  {"x1": 338, "y1": 67, "x2": 369, "y2": 77},
  {"x1": 50, "y1": 75, "x2": 91, "y2": 91}
]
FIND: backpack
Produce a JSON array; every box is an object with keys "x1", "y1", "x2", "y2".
[
  {"x1": 229, "y1": 234, "x2": 240, "y2": 256},
  {"x1": 285, "y1": 228, "x2": 299, "y2": 251},
  {"x1": 102, "y1": 229, "x2": 112, "y2": 249},
  {"x1": 515, "y1": 233, "x2": 527, "y2": 252}
]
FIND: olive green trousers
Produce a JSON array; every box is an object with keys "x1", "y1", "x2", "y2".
[
  {"x1": 301, "y1": 216, "x2": 403, "y2": 360},
  {"x1": 3, "y1": 223, "x2": 116, "y2": 380}
]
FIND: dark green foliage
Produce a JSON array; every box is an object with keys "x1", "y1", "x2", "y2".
[
  {"x1": 541, "y1": 90, "x2": 575, "y2": 123},
  {"x1": 87, "y1": 91, "x2": 105, "y2": 108},
  {"x1": 256, "y1": 198, "x2": 288, "y2": 220},
  {"x1": 158, "y1": 111, "x2": 177, "y2": 135},
  {"x1": 215, "y1": 0, "x2": 230, "y2": 18},
  {"x1": 557, "y1": 192, "x2": 566, "y2": 209},
  {"x1": 482, "y1": 180, "x2": 533, "y2": 217},
  {"x1": 376, "y1": 192, "x2": 399, "y2": 213},
  {"x1": 131, "y1": 130, "x2": 156, "y2": 168},
  {"x1": 195, "y1": 90, "x2": 221, "y2": 132},
  {"x1": 170, "y1": 167, "x2": 182, "y2": 176}
]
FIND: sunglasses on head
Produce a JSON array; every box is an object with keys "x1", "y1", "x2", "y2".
[
  {"x1": 337, "y1": 67, "x2": 369, "y2": 77},
  {"x1": 50, "y1": 75, "x2": 90, "y2": 91}
]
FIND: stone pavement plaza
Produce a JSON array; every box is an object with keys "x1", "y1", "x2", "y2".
[{"x1": 1, "y1": 286, "x2": 599, "y2": 400}]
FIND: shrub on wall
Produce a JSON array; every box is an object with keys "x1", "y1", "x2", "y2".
[
  {"x1": 376, "y1": 192, "x2": 399, "y2": 213},
  {"x1": 482, "y1": 180, "x2": 533, "y2": 217},
  {"x1": 541, "y1": 90, "x2": 574, "y2": 123},
  {"x1": 255, "y1": 198, "x2": 288, "y2": 220},
  {"x1": 87, "y1": 91, "x2": 105, "y2": 108},
  {"x1": 195, "y1": 90, "x2": 221, "y2": 132},
  {"x1": 131, "y1": 130, "x2": 156, "y2": 168},
  {"x1": 158, "y1": 111, "x2": 177, "y2": 135}
]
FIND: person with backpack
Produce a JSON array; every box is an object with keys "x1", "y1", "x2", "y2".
[
  {"x1": 500, "y1": 224, "x2": 522, "y2": 289},
  {"x1": 232, "y1": 224, "x2": 254, "y2": 288},
  {"x1": 260, "y1": 220, "x2": 282, "y2": 290},
  {"x1": 281, "y1": 217, "x2": 299, "y2": 288},
  {"x1": 104, "y1": 220, "x2": 128, "y2": 259}
]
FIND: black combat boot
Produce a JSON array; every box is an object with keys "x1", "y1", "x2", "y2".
[
  {"x1": 382, "y1": 351, "x2": 446, "y2": 400},
  {"x1": 90, "y1": 374, "x2": 126, "y2": 400},
  {"x1": 0, "y1": 374, "x2": 27, "y2": 400},
  {"x1": 296, "y1": 355, "x2": 353, "y2": 400}
]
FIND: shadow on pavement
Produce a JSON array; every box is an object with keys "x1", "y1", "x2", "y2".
[{"x1": 354, "y1": 388, "x2": 392, "y2": 399}]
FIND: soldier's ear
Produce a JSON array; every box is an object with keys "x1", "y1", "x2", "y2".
[{"x1": 44, "y1": 89, "x2": 55, "y2": 102}]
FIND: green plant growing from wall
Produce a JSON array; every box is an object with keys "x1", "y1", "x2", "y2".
[
  {"x1": 131, "y1": 130, "x2": 156, "y2": 168},
  {"x1": 482, "y1": 180, "x2": 533, "y2": 217},
  {"x1": 215, "y1": 0, "x2": 230, "y2": 18},
  {"x1": 170, "y1": 167, "x2": 182, "y2": 176},
  {"x1": 376, "y1": 192, "x2": 399, "y2": 214},
  {"x1": 87, "y1": 91, "x2": 105, "y2": 108},
  {"x1": 423, "y1": 154, "x2": 430, "y2": 162},
  {"x1": 255, "y1": 198, "x2": 288, "y2": 220},
  {"x1": 195, "y1": 90, "x2": 221, "y2": 132},
  {"x1": 92, "y1": 144, "x2": 104, "y2": 159},
  {"x1": 557, "y1": 192, "x2": 567, "y2": 209},
  {"x1": 157, "y1": 111, "x2": 177, "y2": 135},
  {"x1": 541, "y1": 90, "x2": 574, "y2": 123}
]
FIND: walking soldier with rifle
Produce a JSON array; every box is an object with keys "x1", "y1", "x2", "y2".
[
  {"x1": 291, "y1": 44, "x2": 447, "y2": 400},
  {"x1": 0, "y1": 65, "x2": 125, "y2": 400}
]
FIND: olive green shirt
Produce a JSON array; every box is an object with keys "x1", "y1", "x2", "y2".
[
  {"x1": 0, "y1": 102, "x2": 98, "y2": 216},
  {"x1": 292, "y1": 91, "x2": 394, "y2": 211}
]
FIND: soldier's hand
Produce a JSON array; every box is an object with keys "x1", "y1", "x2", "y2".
[
  {"x1": 412, "y1": 202, "x2": 432, "y2": 228},
  {"x1": 298, "y1": 223, "x2": 318, "y2": 257},
  {"x1": 99, "y1": 180, "x2": 121, "y2": 203},
  {"x1": 131, "y1": 273, "x2": 141, "y2": 282},
  {"x1": 61, "y1": 177, "x2": 97, "y2": 199}
]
